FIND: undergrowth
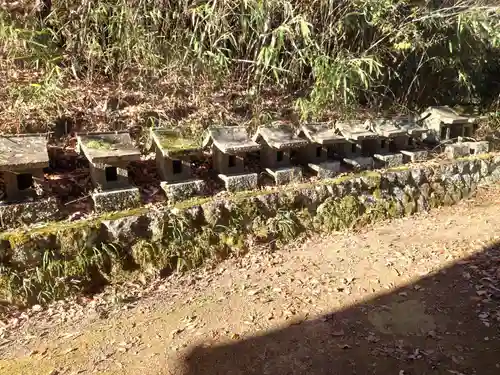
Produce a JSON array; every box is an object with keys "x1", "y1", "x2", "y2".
[{"x1": 0, "y1": 0, "x2": 499, "y2": 133}]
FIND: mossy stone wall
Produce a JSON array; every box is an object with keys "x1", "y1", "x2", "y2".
[{"x1": 1, "y1": 154, "x2": 500, "y2": 306}]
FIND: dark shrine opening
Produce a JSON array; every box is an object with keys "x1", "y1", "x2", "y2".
[
  {"x1": 440, "y1": 126, "x2": 448, "y2": 140},
  {"x1": 276, "y1": 151, "x2": 284, "y2": 162},
  {"x1": 16, "y1": 173, "x2": 33, "y2": 190},
  {"x1": 228, "y1": 155, "x2": 236, "y2": 168},
  {"x1": 105, "y1": 166, "x2": 118, "y2": 182},
  {"x1": 172, "y1": 159, "x2": 183, "y2": 174},
  {"x1": 316, "y1": 146, "x2": 322, "y2": 158}
]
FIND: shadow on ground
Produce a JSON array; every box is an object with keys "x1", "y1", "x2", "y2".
[{"x1": 181, "y1": 241, "x2": 500, "y2": 375}]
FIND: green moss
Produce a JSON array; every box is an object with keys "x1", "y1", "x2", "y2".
[
  {"x1": 156, "y1": 132, "x2": 201, "y2": 152},
  {"x1": 85, "y1": 139, "x2": 114, "y2": 150},
  {"x1": 456, "y1": 153, "x2": 493, "y2": 161}
]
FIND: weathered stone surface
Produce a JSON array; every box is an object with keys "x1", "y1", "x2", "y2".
[
  {"x1": 77, "y1": 132, "x2": 141, "y2": 164},
  {"x1": 400, "y1": 150, "x2": 428, "y2": 163},
  {"x1": 0, "y1": 197, "x2": 60, "y2": 228},
  {"x1": 336, "y1": 120, "x2": 378, "y2": 141},
  {"x1": 219, "y1": 173, "x2": 258, "y2": 192},
  {"x1": 308, "y1": 161, "x2": 341, "y2": 179},
  {"x1": 160, "y1": 179, "x2": 206, "y2": 202},
  {"x1": 374, "y1": 153, "x2": 404, "y2": 168},
  {"x1": 445, "y1": 144, "x2": 470, "y2": 159},
  {"x1": 203, "y1": 127, "x2": 260, "y2": 154},
  {"x1": 370, "y1": 118, "x2": 408, "y2": 138},
  {"x1": 299, "y1": 123, "x2": 344, "y2": 145},
  {"x1": 102, "y1": 214, "x2": 151, "y2": 243},
  {"x1": 92, "y1": 187, "x2": 141, "y2": 212},
  {"x1": 254, "y1": 124, "x2": 309, "y2": 150},
  {"x1": 9, "y1": 233, "x2": 58, "y2": 267},
  {"x1": 265, "y1": 167, "x2": 303, "y2": 185},
  {"x1": 343, "y1": 157, "x2": 374, "y2": 170},
  {"x1": 150, "y1": 128, "x2": 202, "y2": 157},
  {"x1": 467, "y1": 141, "x2": 489, "y2": 155},
  {"x1": 0, "y1": 134, "x2": 49, "y2": 170}
]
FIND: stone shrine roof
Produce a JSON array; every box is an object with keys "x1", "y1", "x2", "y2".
[
  {"x1": 151, "y1": 128, "x2": 202, "y2": 157},
  {"x1": 0, "y1": 134, "x2": 49, "y2": 171},
  {"x1": 391, "y1": 115, "x2": 427, "y2": 136},
  {"x1": 77, "y1": 132, "x2": 141, "y2": 164},
  {"x1": 420, "y1": 106, "x2": 478, "y2": 125},
  {"x1": 202, "y1": 126, "x2": 261, "y2": 154},
  {"x1": 253, "y1": 124, "x2": 309, "y2": 150},
  {"x1": 298, "y1": 123, "x2": 345, "y2": 145},
  {"x1": 335, "y1": 120, "x2": 378, "y2": 141},
  {"x1": 370, "y1": 118, "x2": 409, "y2": 138}
]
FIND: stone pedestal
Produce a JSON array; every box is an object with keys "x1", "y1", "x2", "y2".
[
  {"x1": 92, "y1": 187, "x2": 141, "y2": 212},
  {"x1": 264, "y1": 167, "x2": 302, "y2": 185},
  {"x1": 343, "y1": 157, "x2": 374, "y2": 170},
  {"x1": 400, "y1": 150, "x2": 428, "y2": 163},
  {"x1": 219, "y1": 173, "x2": 258, "y2": 192},
  {"x1": 374, "y1": 153, "x2": 404, "y2": 168},
  {"x1": 308, "y1": 161, "x2": 341, "y2": 179},
  {"x1": 0, "y1": 197, "x2": 60, "y2": 228},
  {"x1": 160, "y1": 179, "x2": 206, "y2": 202},
  {"x1": 445, "y1": 141, "x2": 490, "y2": 159}
]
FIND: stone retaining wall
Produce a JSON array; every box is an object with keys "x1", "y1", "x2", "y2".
[{"x1": 1, "y1": 153, "x2": 499, "y2": 305}]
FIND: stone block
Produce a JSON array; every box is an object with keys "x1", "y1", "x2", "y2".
[
  {"x1": 160, "y1": 179, "x2": 206, "y2": 202},
  {"x1": 400, "y1": 150, "x2": 428, "y2": 163},
  {"x1": 374, "y1": 153, "x2": 404, "y2": 168},
  {"x1": 92, "y1": 187, "x2": 141, "y2": 212},
  {"x1": 343, "y1": 157, "x2": 374, "y2": 170},
  {"x1": 102, "y1": 214, "x2": 151, "y2": 243},
  {"x1": 466, "y1": 141, "x2": 489, "y2": 155},
  {"x1": 0, "y1": 197, "x2": 60, "y2": 228},
  {"x1": 445, "y1": 144, "x2": 470, "y2": 159},
  {"x1": 308, "y1": 161, "x2": 341, "y2": 179},
  {"x1": 265, "y1": 167, "x2": 303, "y2": 185},
  {"x1": 219, "y1": 173, "x2": 258, "y2": 192}
]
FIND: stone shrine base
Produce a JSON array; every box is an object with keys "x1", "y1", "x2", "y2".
[
  {"x1": 374, "y1": 153, "x2": 404, "y2": 168},
  {"x1": 308, "y1": 161, "x2": 341, "y2": 179},
  {"x1": 92, "y1": 187, "x2": 141, "y2": 212},
  {"x1": 219, "y1": 173, "x2": 258, "y2": 192},
  {"x1": 160, "y1": 179, "x2": 206, "y2": 203},
  {"x1": 0, "y1": 197, "x2": 60, "y2": 227},
  {"x1": 401, "y1": 150, "x2": 428, "y2": 163},
  {"x1": 265, "y1": 167, "x2": 303, "y2": 185},
  {"x1": 445, "y1": 141, "x2": 490, "y2": 159},
  {"x1": 343, "y1": 157, "x2": 374, "y2": 170}
]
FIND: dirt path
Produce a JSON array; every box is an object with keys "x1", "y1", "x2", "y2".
[{"x1": 1, "y1": 186, "x2": 500, "y2": 375}]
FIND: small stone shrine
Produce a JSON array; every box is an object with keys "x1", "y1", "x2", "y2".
[
  {"x1": 202, "y1": 126, "x2": 260, "y2": 192},
  {"x1": 297, "y1": 123, "x2": 345, "y2": 178},
  {"x1": 150, "y1": 128, "x2": 205, "y2": 202},
  {"x1": 421, "y1": 106, "x2": 478, "y2": 143},
  {"x1": 392, "y1": 115, "x2": 429, "y2": 163},
  {"x1": 77, "y1": 131, "x2": 141, "y2": 212},
  {"x1": 369, "y1": 118, "x2": 408, "y2": 167},
  {"x1": 0, "y1": 134, "x2": 59, "y2": 226},
  {"x1": 335, "y1": 120, "x2": 379, "y2": 169},
  {"x1": 253, "y1": 123, "x2": 308, "y2": 184}
]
